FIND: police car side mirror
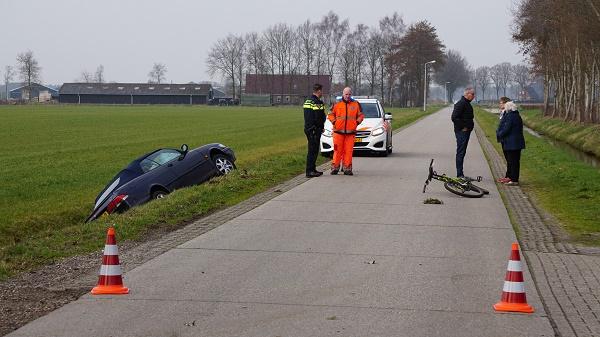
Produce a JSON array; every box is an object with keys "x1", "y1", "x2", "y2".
[{"x1": 384, "y1": 113, "x2": 393, "y2": 121}]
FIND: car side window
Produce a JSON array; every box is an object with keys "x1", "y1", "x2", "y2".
[
  {"x1": 140, "y1": 150, "x2": 180, "y2": 173},
  {"x1": 140, "y1": 158, "x2": 160, "y2": 173}
]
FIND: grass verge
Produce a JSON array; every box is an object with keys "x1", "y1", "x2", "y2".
[
  {"x1": 475, "y1": 107, "x2": 600, "y2": 245},
  {"x1": 520, "y1": 109, "x2": 600, "y2": 158}
]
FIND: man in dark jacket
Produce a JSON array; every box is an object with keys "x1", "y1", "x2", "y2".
[
  {"x1": 303, "y1": 83, "x2": 326, "y2": 177},
  {"x1": 451, "y1": 87, "x2": 475, "y2": 177}
]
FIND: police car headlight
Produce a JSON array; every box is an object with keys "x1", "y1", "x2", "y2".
[
  {"x1": 323, "y1": 129, "x2": 333, "y2": 137},
  {"x1": 371, "y1": 127, "x2": 385, "y2": 136}
]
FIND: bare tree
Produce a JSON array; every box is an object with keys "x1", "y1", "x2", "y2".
[
  {"x1": 94, "y1": 65, "x2": 105, "y2": 83},
  {"x1": 79, "y1": 71, "x2": 94, "y2": 83},
  {"x1": 435, "y1": 50, "x2": 470, "y2": 102},
  {"x1": 319, "y1": 12, "x2": 349, "y2": 93},
  {"x1": 379, "y1": 12, "x2": 406, "y2": 105},
  {"x1": 148, "y1": 63, "x2": 167, "y2": 84},
  {"x1": 512, "y1": 64, "x2": 531, "y2": 101},
  {"x1": 365, "y1": 29, "x2": 384, "y2": 96},
  {"x1": 16, "y1": 50, "x2": 41, "y2": 101},
  {"x1": 475, "y1": 66, "x2": 490, "y2": 102},
  {"x1": 206, "y1": 34, "x2": 246, "y2": 99},
  {"x1": 489, "y1": 64, "x2": 503, "y2": 100},
  {"x1": 498, "y1": 62, "x2": 512, "y2": 96},
  {"x1": 245, "y1": 32, "x2": 267, "y2": 76},
  {"x1": 3, "y1": 65, "x2": 14, "y2": 100},
  {"x1": 352, "y1": 24, "x2": 369, "y2": 93},
  {"x1": 264, "y1": 23, "x2": 294, "y2": 95},
  {"x1": 337, "y1": 34, "x2": 356, "y2": 87},
  {"x1": 297, "y1": 20, "x2": 316, "y2": 76}
]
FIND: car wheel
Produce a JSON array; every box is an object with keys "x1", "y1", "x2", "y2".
[
  {"x1": 151, "y1": 190, "x2": 168, "y2": 200},
  {"x1": 213, "y1": 154, "x2": 235, "y2": 175}
]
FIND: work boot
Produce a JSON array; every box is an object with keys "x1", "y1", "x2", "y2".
[
  {"x1": 330, "y1": 168, "x2": 339, "y2": 175},
  {"x1": 343, "y1": 170, "x2": 353, "y2": 176},
  {"x1": 306, "y1": 171, "x2": 323, "y2": 178}
]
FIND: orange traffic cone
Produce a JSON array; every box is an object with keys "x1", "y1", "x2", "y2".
[
  {"x1": 493, "y1": 242, "x2": 534, "y2": 313},
  {"x1": 91, "y1": 227, "x2": 129, "y2": 295}
]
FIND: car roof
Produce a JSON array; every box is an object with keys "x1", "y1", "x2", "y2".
[
  {"x1": 334, "y1": 96, "x2": 381, "y2": 103},
  {"x1": 355, "y1": 98, "x2": 379, "y2": 103}
]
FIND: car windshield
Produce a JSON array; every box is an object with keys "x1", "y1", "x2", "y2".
[
  {"x1": 140, "y1": 149, "x2": 180, "y2": 173},
  {"x1": 360, "y1": 103, "x2": 381, "y2": 118}
]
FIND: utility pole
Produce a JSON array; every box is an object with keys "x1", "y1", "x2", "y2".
[{"x1": 423, "y1": 60, "x2": 436, "y2": 112}]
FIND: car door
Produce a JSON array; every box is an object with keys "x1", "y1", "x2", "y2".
[
  {"x1": 168, "y1": 149, "x2": 213, "y2": 188},
  {"x1": 141, "y1": 149, "x2": 183, "y2": 190}
]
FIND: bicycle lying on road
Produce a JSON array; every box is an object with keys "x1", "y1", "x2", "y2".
[{"x1": 422, "y1": 159, "x2": 489, "y2": 198}]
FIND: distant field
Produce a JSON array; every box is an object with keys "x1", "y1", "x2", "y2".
[{"x1": 0, "y1": 104, "x2": 440, "y2": 279}]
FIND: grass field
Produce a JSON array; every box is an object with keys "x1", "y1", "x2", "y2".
[
  {"x1": 0, "y1": 104, "x2": 441, "y2": 280},
  {"x1": 475, "y1": 107, "x2": 600, "y2": 245}
]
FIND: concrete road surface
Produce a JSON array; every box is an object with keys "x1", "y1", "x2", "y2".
[{"x1": 9, "y1": 108, "x2": 554, "y2": 337}]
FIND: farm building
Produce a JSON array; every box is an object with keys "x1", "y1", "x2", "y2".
[
  {"x1": 59, "y1": 83, "x2": 213, "y2": 104},
  {"x1": 244, "y1": 74, "x2": 331, "y2": 105},
  {"x1": 10, "y1": 83, "x2": 59, "y2": 102}
]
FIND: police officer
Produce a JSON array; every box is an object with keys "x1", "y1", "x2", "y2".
[{"x1": 303, "y1": 83, "x2": 326, "y2": 178}]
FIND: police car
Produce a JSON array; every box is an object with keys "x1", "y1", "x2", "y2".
[{"x1": 320, "y1": 97, "x2": 393, "y2": 156}]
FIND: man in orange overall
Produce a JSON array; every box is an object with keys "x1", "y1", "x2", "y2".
[{"x1": 327, "y1": 87, "x2": 364, "y2": 175}]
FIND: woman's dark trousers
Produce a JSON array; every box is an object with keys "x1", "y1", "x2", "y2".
[{"x1": 504, "y1": 149, "x2": 521, "y2": 182}]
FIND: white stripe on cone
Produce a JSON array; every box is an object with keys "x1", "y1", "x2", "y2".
[
  {"x1": 103, "y1": 244, "x2": 118, "y2": 255},
  {"x1": 503, "y1": 281, "x2": 525, "y2": 293},
  {"x1": 99, "y1": 265, "x2": 123, "y2": 276},
  {"x1": 507, "y1": 260, "x2": 523, "y2": 272}
]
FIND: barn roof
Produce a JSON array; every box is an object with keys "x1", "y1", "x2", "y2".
[{"x1": 59, "y1": 83, "x2": 212, "y2": 96}]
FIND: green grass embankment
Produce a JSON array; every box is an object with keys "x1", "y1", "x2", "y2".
[
  {"x1": 475, "y1": 107, "x2": 600, "y2": 245},
  {"x1": 0, "y1": 104, "x2": 442, "y2": 280},
  {"x1": 520, "y1": 109, "x2": 600, "y2": 159}
]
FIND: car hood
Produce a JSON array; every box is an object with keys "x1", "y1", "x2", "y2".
[{"x1": 324, "y1": 118, "x2": 384, "y2": 131}]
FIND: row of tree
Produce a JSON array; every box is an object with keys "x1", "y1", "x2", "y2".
[
  {"x1": 513, "y1": 0, "x2": 600, "y2": 123},
  {"x1": 206, "y1": 11, "x2": 456, "y2": 107},
  {"x1": 472, "y1": 62, "x2": 532, "y2": 102},
  {"x1": 78, "y1": 62, "x2": 168, "y2": 84}
]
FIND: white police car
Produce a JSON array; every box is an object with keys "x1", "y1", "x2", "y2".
[{"x1": 320, "y1": 97, "x2": 393, "y2": 156}]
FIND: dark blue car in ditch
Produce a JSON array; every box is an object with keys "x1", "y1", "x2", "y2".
[{"x1": 85, "y1": 143, "x2": 236, "y2": 222}]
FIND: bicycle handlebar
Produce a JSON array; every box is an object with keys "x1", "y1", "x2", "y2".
[{"x1": 423, "y1": 159, "x2": 435, "y2": 193}]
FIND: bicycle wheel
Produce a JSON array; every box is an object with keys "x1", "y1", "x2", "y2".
[{"x1": 444, "y1": 181, "x2": 485, "y2": 198}]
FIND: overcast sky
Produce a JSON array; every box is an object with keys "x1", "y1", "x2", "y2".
[{"x1": 1, "y1": 0, "x2": 524, "y2": 85}]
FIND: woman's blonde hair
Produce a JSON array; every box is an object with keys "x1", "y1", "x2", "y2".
[
  {"x1": 504, "y1": 101, "x2": 518, "y2": 111},
  {"x1": 499, "y1": 96, "x2": 511, "y2": 104}
]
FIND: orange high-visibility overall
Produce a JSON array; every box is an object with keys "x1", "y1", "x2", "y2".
[{"x1": 328, "y1": 99, "x2": 364, "y2": 171}]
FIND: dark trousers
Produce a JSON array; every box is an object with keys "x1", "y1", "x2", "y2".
[
  {"x1": 454, "y1": 130, "x2": 472, "y2": 177},
  {"x1": 305, "y1": 129, "x2": 320, "y2": 173},
  {"x1": 503, "y1": 149, "x2": 521, "y2": 182}
]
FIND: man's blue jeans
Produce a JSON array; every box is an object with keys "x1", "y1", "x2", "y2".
[{"x1": 455, "y1": 129, "x2": 472, "y2": 177}]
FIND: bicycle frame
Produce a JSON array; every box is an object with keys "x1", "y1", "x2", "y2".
[{"x1": 423, "y1": 159, "x2": 482, "y2": 193}]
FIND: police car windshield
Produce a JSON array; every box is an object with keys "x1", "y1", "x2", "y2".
[{"x1": 361, "y1": 103, "x2": 381, "y2": 118}]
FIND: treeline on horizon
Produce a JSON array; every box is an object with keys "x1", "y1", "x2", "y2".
[
  {"x1": 206, "y1": 11, "x2": 467, "y2": 107},
  {"x1": 514, "y1": 0, "x2": 600, "y2": 124}
]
